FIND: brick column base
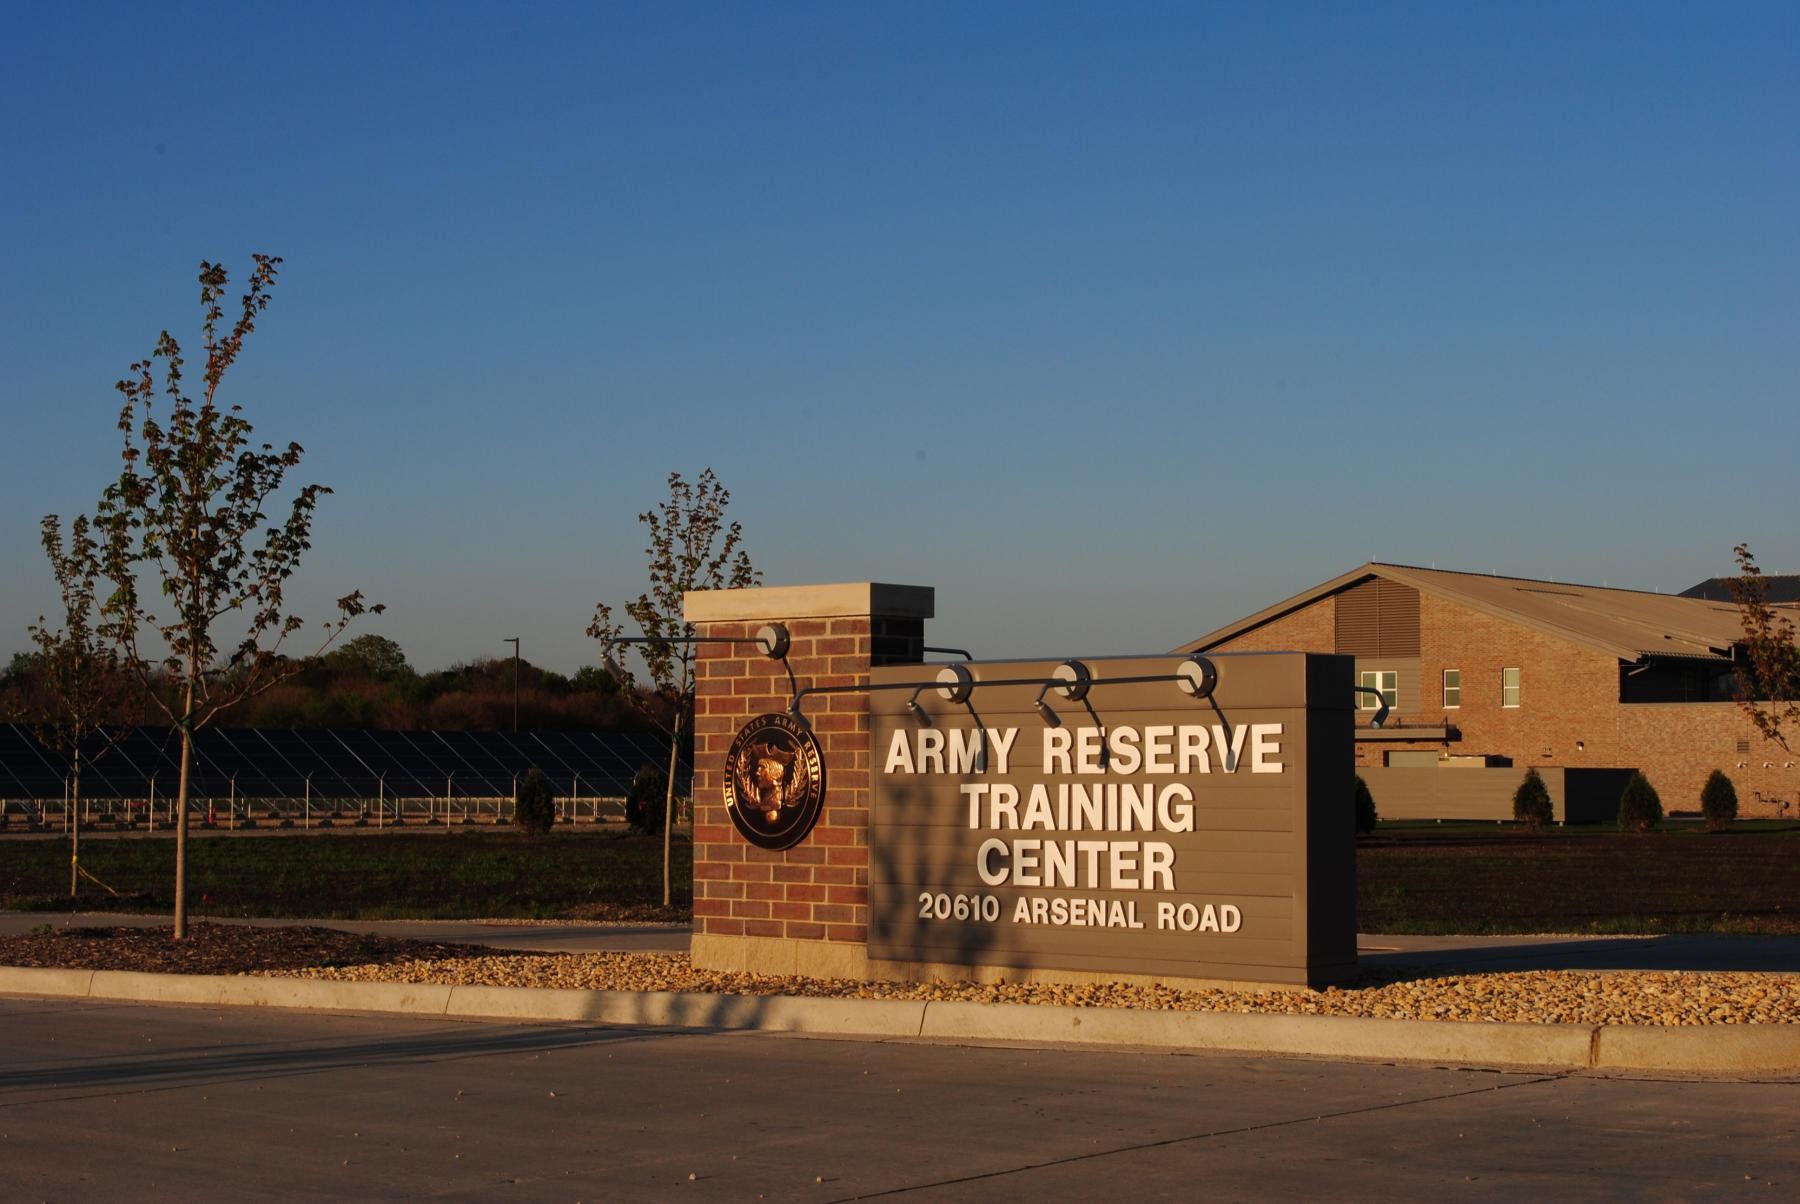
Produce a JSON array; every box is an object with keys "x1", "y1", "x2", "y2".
[{"x1": 684, "y1": 583, "x2": 931, "y2": 980}]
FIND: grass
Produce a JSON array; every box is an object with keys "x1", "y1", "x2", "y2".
[
  {"x1": 6, "y1": 822, "x2": 1796, "y2": 935},
  {"x1": 1358, "y1": 823, "x2": 1800, "y2": 935},
  {"x1": 1, "y1": 827, "x2": 692, "y2": 921}
]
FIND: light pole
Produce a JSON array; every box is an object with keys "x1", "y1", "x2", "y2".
[{"x1": 504, "y1": 637, "x2": 520, "y2": 733}]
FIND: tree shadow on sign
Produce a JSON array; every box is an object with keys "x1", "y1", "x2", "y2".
[{"x1": 867, "y1": 754, "x2": 1015, "y2": 979}]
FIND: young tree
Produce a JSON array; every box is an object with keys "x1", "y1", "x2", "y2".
[
  {"x1": 1728, "y1": 543, "x2": 1800, "y2": 751},
  {"x1": 92, "y1": 254, "x2": 378, "y2": 939},
  {"x1": 625, "y1": 761, "x2": 669, "y2": 835},
  {"x1": 1617, "y1": 771, "x2": 1663, "y2": 833},
  {"x1": 589, "y1": 469, "x2": 758, "y2": 906},
  {"x1": 1700, "y1": 769, "x2": 1738, "y2": 833},
  {"x1": 514, "y1": 766, "x2": 556, "y2": 836},
  {"x1": 1512, "y1": 767, "x2": 1554, "y2": 831},
  {"x1": 28, "y1": 514, "x2": 133, "y2": 897},
  {"x1": 1352, "y1": 775, "x2": 1378, "y2": 835}
]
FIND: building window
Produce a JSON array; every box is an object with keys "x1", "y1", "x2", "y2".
[
  {"x1": 1359, "y1": 670, "x2": 1397, "y2": 711},
  {"x1": 1442, "y1": 668, "x2": 1461, "y2": 708},
  {"x1": 1501, "y1": 667, "x2": 1521, "y2": 708}
]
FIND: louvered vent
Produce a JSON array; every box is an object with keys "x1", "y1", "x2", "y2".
[{"x1": 1334, "y1": 577, "x2": 1421, "y2": 657}]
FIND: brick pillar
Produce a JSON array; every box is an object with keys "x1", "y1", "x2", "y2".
[{"x1": 684, "y1": 582, "x2": 932, "y2": 979}]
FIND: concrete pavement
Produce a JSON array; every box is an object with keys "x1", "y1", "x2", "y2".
[
  {"x1": 3, "y1": 996, "x2": 1796, "y2": 1201},
  {"x1": 3, "y1": 912, "x2": 1797, "y2": 1074}
]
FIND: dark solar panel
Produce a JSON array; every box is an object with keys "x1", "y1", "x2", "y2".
[{"x1": 0, "y1": 724, "x2": 689, "y2": 801}]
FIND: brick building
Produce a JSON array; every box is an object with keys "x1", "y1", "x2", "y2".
[{"x1": 1178, "y1": 563, "x2": 1797, "y2": 819}]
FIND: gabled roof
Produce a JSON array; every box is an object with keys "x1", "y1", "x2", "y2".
[
  {"x1": 1680, "y1": 575, "x2": 1800, "y2": 604},
  {"x1": 1178, "y1": 562, "x2": 1749, "y2": 664}
]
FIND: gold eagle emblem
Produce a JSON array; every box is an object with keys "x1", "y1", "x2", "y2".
[
  {"x1": 735, "y1": 737, "x2": 800, "y2": 822},
  {"x1": 722, "y1": 713, "x2": 826, "y2": 850}
]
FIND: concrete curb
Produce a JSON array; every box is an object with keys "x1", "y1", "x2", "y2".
[{"x1": 2, "y1": 967, "x2": 1795, "y2": 1075}]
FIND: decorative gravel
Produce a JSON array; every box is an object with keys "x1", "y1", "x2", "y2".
[
  {"x1": 6, "y1": 924, "x2": 1794, "y2": 1027},
  {"x1": 277, "y1": 951, "x2": 1800, "y2": 1028}
]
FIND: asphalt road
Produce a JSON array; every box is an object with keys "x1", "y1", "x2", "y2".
[{"x1": 1, "y1": 998, "x2": 1794, "y2": 1201}]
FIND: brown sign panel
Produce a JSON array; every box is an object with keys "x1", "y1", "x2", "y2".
[
  {"x1": 868, "y1": 653, "x2": 1355, "y2": 988},
  {"x1": 723, "y1": 713, "x2": 827, "y2": 850}
]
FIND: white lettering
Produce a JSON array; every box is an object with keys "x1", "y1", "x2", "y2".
[
  {"x1": 1142, "y1": 841, "x2": 1174, "y2": 891},
  {"x1": 1156, "y1": 783, "x2": 1194, "y2": 833},
  {"x1": 1213, "y1": 724, "x2": 1249, "y2": 772},
  {"x1": 961, "y1": 782, "x2": 988, "y2": 828},
  {"x1": 1013, "y1": 838, "x2": 1042, "y2": 887},
  {"x1": 883, "y1": 729, "x2": 915, "y2": 775},
  {"x1": 1158, "y1": 901, "x2": 1245, "y2": 932},
  {"x1": 948, "y1": 728, "x2": 983, "y2": 774},
  {"x1": 976, "y1": 838, "x2": 1009, "y2": 886},
  {"x1": 988, "y1": 783, "x2": 1019, "y2": 829},
  {"x1": 1043, "y1": 727, "x2": 1072, "y2": 775},
  {"x1": 1078, "y1": 839, "x2": 1107, "y2": 884},
  {"x1": 1142, "y1": 725, "x2": 1174, "y2": 773},
  {"x1": 1075, "y1": 726, "x2": 1105, "y2": 774},
  {"x1": 917, "y1": 728, "x2": 945, "y2": 774},
  {"x1": 1106, "y1": 725, "x2": 1142, "y2": 775},
  {"x1": 1177, "y1": 725, "x2": 1209, "y2": 774},
  {"x1": 1250, "y1": 724, "x2": 1283, "y2": 773},
  {"x1": 988, "y1": 727, "x2": 1018, "y2": 775},
  {"x1": 1109, "y1": 842, "x2": 1139, "y2": 889},
  {"x1": 1119, "y1": 782, "x2": 1153, "y2": 832}
]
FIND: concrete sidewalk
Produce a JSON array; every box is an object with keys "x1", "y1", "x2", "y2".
[
  {"x1": 4, "y1": 912, "x2": 1797, "y2": 1075},
  {"x1": 0, "y1": 961, "x2": 1795, "y2": 1076}
]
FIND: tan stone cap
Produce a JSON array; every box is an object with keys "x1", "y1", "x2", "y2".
[{"x1": 684, "y1": 582, "x2": 934, "y2": 623}]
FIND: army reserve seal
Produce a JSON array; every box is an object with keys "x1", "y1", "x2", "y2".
[{"x1": 723, "y1": 713, "x2": 827, "y2": 850}]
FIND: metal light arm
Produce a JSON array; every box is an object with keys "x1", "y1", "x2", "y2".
[
  {"x1": 1353, "y1": 685, "x2": 1391, "y2": 728},
  {"x1": 788, "y1": 655, "x2": 1219, "y2": 721}
]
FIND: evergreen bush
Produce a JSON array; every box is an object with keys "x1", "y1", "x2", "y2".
[
  {"x1": 1353, "y1": 775, "x2": 1378, "y2": 835},
  {"x1": 1512, "y1": 767, "x2": 1554, "y2": 831},
  {"x1": 625, "y1": 762, "x2": 668, "y2": 835},
  {"x1": 514, "y1": 766, "x2": 556, "y2": 836},
  {"x1": 1617, "y1": 770, "x2": 1663, "y2": 833},
  {"x1": 1700, "y1": 769, "x2": 1738, "y2": 833}
]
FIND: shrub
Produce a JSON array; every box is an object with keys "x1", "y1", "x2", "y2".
[
  {"x1": 1353, "y1": 775, "x2": 1378, "y2": 835},
  {"x1": 1617, "y1": 771, "x2": 1663, "y2": 833},
  {"x1": 1700, "y1": 769, "x2": 1738, "y2": 833},
  {"x1": 1512, "y1": 768, "x2": 1554, "y2": 831},
  {"x1": 625, "y1": 762, "x2": 668, "y2": 835},
  {"x1": 514, "y1": 766, "x2": 556, "y2": 835}
]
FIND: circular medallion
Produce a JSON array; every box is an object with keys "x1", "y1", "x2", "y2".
[{"x1": 723, "y1": 713, "x2": 827, "y2": 850}]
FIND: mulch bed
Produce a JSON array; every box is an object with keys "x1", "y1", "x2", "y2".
[{"x1": 0, "y1": 923, "x2": 523, "y2": 975}]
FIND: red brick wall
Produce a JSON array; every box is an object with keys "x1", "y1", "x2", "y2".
[
  {"x1": 1418, "y1": 593, "x2": 1622, "y2": 769},
  {"x1": 1207, "y1": 584, "x2": 1797, "y2": 818},
  {"x1": 690, "y1": 617, "x2": 875, "y2": 948},
  {"x1": 1617, "y1": 706, "x2": 1794, "y2": 820},
  {"x1": 1210, "y1": 597, "x2": 1336, "y2": 653}
]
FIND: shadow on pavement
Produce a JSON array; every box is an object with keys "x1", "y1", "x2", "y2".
[{"x1": 0, "y1": 1016, "x2": 686, "y2": 1093}]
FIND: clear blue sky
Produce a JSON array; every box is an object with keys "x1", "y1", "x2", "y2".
[{"x1": 4, "y1": 1, "x2": 1795, "y2": 676}]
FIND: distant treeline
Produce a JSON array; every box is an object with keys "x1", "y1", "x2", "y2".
[{"x1": 2, "y1": 634, "x2": 666, "y2": 733}]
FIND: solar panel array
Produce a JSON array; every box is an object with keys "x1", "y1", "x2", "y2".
[{"x1": 0, "y1": 724, "x2": 687, "y2": 801}]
